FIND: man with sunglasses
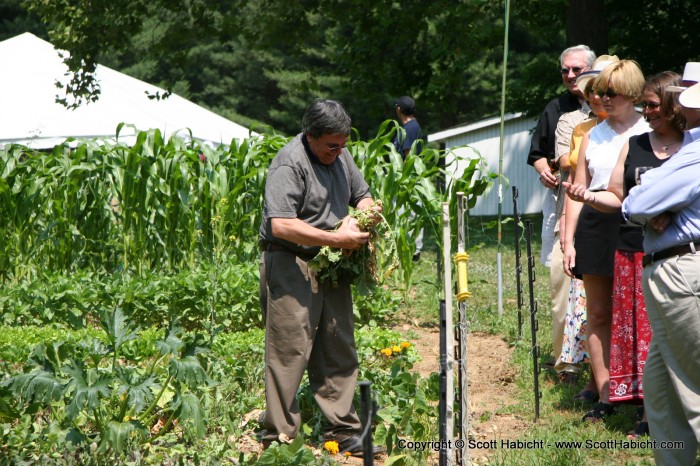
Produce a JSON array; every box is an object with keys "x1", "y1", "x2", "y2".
[
  {"x1": 526, "y1": 45, "x2": 595, "y2": 380},
  {"x1": 258, "y1": 98, "x2": 384, "y2": 457}
]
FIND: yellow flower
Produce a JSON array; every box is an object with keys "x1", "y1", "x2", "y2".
[
  {"x1": 380, "y1": 348, "x2": 393, "y2": 356},
  {"x1": 401, "y1": 342, "x2": 411, "y2": 349},
  {"x1": 392, "y1": 345, "x2": 401, "y2": 353},
  {"x1": 324, "y1": 440, "x2": 340, "y2": 455},
  {"x1": 344, "y1": 451, "x2": 352, "y2": 457}
]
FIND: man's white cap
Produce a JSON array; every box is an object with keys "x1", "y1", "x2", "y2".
[
  {"x1": 667, "y1": 62, "x2": 700, "y2": 93},
  {"x1": 679, "y1": 82, "x2": 700, "y2": 109}
]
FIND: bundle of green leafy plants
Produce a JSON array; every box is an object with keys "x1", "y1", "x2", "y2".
[{"x1": 308, "y1": 200, "x2": 396, "y2": 291}]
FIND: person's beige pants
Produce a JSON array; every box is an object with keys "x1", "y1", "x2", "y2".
[
  {"x1": 259, "y1": 250, "x2": 361, "y2": 440},
  {"x1": 643, "y1": 252, "x2": 700, "y2": 465}
]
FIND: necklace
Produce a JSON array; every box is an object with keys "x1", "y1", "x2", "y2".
[
  {"x1": 662, "y1": 142, "x2": 676, "y2": 151},
  {"x1": 651, "y1": 131, "x2": 680, "y2": 154}
]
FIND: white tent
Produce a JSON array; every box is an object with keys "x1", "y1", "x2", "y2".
[{"x1": 0, "y1": 33, "x2": 254, "y2": 149}]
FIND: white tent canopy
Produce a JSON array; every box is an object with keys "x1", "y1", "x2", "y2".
[{"x1": 0, "y1": 33, "x2": 254, "y2": 149}]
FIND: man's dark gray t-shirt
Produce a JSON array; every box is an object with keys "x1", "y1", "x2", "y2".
[{"x1": 259, "y1": 133, "x2": 371, "y2": 257}]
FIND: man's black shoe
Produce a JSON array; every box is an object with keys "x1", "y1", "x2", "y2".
[
  {"x1": 412, "y1": 252, "x2": 421, "y2": 262},
  {"x1": 327, "y1": 433, "x2": 385, "y2": 457}
]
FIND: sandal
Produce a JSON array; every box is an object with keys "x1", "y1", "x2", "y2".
[
  {"x1": 573, "y1": 389, "x2": 599, "y2": 403},
  {"x1": 582, "y1": 402, "x2": 615, "y2": 422},
  {"x1": 627, "y1": 421, "x2": 649, "y2": 440}
]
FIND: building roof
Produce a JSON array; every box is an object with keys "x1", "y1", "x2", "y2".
[{"x1": 427, "y1": 112, "x2": 525, "y2": 143}]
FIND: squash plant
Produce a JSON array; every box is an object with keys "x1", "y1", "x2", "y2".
[{"x1": 1, "y1": 307, "x2": 213, "y2": 454}]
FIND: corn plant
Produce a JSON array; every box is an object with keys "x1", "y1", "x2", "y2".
[
  {"x1": 353, "y1": 120, "x2": 497, "y2": 286},
  {"x1": 1, "y1": 307, "x2": 213, "y2": 454}
]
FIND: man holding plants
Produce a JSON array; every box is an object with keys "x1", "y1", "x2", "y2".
[{"x1": 258, "y1": 98, "x2": 383, "y2": 456}]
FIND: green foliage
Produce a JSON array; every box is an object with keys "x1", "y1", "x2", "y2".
[
  {"x1": 354, "y1": 328, "x2": 437, "y2": 463},
  {"x1": 0, "y1": 131, "x2": 283, "y2": 280},
  {"x1": 308, "y1": 200, "x2": 394, "y2": 291},
  {"x1": 353, "y1": 120, "x2": 497, "y2": 287},
  {"x1": 0, "y1": 262, "x2": 261, "y2": 332},
  {"x1": 1, "y1": 308, "x2": 213, "y2": 457},
  {"x1": 352, "y1": 286, "x2": 404, "y2": 327},
  {"x1": 255, "y1": 435, "x2": 317, "y2": 465},
  {"x1": 1, "y1": 128, "x2": 495, "y2": 307}
]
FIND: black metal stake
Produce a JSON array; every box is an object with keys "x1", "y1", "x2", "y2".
[
  {"x1": 454, "y1": 303, "x2": 463, "y2": 466},
  {"x1": 525, "y1": 220, "x2": 541, "y2": 421},
  {"x1": 439, "y1": 298, "x2": 447, "y2": 466},
  {"x1": 359, "y1": 381, "x2": 373, "y2": 465},
  {"x1": 512, "y1": 186, "x2": 523, "y2": 338}
]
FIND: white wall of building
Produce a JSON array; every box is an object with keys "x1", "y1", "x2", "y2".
[{"x1": 430, "y1": 113, "x2": 546, "y2": 216}]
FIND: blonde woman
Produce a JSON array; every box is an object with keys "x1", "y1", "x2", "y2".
[{"x1": 562, "y1": 60, "x2": 649, "y2": 421}]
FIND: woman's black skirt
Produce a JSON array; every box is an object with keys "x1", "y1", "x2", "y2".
[{"x1": 572, "y1": 204, "x2": 621, "y2": 277}]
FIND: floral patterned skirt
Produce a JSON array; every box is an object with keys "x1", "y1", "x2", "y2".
[
  {"x1": 608, "y1": 249, "x2": 652, "y2": 403},
  {"x1": 560, "y1": 277, "x2": 588, "y2": 364}
]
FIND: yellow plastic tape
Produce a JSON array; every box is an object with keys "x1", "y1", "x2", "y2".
[{"x1": 454, "y1": 252, "x2": 471, "y2": 301}]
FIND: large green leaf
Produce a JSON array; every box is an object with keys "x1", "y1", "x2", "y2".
[
  {"x1": 171, "y1": 392, "x2": 206, "y2": 438},
  {"x1": 115, "y1": 372, "x2": 159, "y2": 415},
  {"x1": 63, "y1": 360, "x2": 111, "y2": 421},
  {"x1": 101, "y1": 420, "x2": 145, "y2": 453},
  {"x1": 0, "y1": 388, "x2": 20, "y2": 422},
  {"x1": 169, "y1": 355, "x2": 209, "y2": 387},
  {"x1": 156, "y1": 323, "x2": 185, "y2": 355},
  {"x1": 101, "y1": 307, "x2": 139, "y2": 352},
  {"x1": 3, "y1": 369, "x2": 64, "y2": 404}
]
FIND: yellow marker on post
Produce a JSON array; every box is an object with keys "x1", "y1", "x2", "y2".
[{"x1": 454, "y1": 251, "x2": 471, "y2": 301}]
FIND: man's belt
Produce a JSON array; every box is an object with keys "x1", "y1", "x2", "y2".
[
  {"x1": 642, "y1": 241, "x2": 700, "y2": 267},
  {"x1": 262, "y1": 241, "x2": 315, "y2": 262}
]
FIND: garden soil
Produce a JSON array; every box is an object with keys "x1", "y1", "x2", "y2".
[{"x1": 238, "y1": 326, "x2": 527, "y2": 465}]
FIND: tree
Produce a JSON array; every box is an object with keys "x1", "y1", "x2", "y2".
[{"x1": 15, "y1": 0, "x2": 700, "y2": 136}]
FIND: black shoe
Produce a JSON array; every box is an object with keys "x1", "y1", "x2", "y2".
[
  {"x1": 627, "y1": 421, "x2": 649, "y2": 439},
  {"x1": 582, "y1": 402, "x2": 615, "y2": 423},
  {"x1": 326, "y1": 433, "x2": 385, "y2": 457},
  {"x1": 412, "y1": 252, "x2": 421, "y2": 262}
]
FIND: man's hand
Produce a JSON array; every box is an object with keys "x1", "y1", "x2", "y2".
[
  {"x1": 335, "y1": 216, "x2": 370, "y2": 250},
  {"x1": 534, "y1": 158, "x2": 558, "y2": 189},
  {"x1": 649, "y1": 212, "x2": 671, "y2": 234}
]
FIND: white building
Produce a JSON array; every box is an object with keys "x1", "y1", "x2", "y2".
[
  {"x1": 0, "y1": 33, "x2": 254, "y2": 149},
  {"x1": 429, "y1": 113, "x2": 545, "y2": 216}
]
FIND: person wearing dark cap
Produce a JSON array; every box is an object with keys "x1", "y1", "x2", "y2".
[
  {"x1": 393, "y1": 96, "x2": 423, "y2": 157},
  {"x1": 393, "y1": 95, "x2": 424, "y2": 261}
]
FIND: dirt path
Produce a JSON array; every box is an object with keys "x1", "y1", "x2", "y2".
[{"x1": 407, "y1": 325, "x2": 529, "y2": 465}]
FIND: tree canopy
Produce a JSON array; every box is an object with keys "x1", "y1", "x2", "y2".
[{"x1": 5, "y1": 0, "x2": 700, "y2": 138}]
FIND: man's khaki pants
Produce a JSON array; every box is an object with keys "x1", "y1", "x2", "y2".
[
  {"x1": 259, "y1": 250, "x2": 361, "y2": 440},
  {"x1": 642, "y1": 253, "x2": 700, "y2": 465}
]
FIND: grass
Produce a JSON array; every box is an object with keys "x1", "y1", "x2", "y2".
[{"x1": 406, "y1": 213, "x2": 663, "y2": 465}]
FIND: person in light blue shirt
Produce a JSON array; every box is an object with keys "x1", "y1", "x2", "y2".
[{"x1": 621, "y1": 81, "x2": 700, "y2": 466}]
